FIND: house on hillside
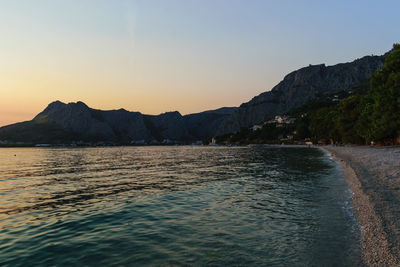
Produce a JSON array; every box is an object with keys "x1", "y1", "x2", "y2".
[
  {"x1": 264, "y1": 115, "x2": 296, "y2": 127},
  {"x1": 251, "y1": 125, "x2": 263, "y2": 131},
  {"x1": 275, "y1": 115, "x2": 296, "y2": 125}
]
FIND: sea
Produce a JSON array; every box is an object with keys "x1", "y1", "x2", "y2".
[{"x1": 0, "y1": 146, "x2": 362, "y2": 266}]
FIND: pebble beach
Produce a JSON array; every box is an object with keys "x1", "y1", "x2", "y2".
[{"x1": 323, "y1": 146, "x2": 400, "y2": 266}]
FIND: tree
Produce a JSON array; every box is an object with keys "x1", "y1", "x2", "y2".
[
  {"x1": 337, "y1": 95, "x2": 364, "y2": 144},
  {"x1": 309, "y1": 107, "x2": 340, "y2": 143},
  {"x1": 355, "y1": 95, "x2": 374, "y2": 143},
  {"x1": 294, "y1": 115, "x2": 311, "y2": 140},
  {"x1": 368, "y1": 44, "x2": 400, "y2": 143}
]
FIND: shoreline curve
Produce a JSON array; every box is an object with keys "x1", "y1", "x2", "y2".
[{"x1": 320, "y1": 146, "x2": 400, "y2": 266}]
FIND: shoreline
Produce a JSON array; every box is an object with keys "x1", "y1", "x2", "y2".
[{"x1": 321, "y1": 146, "x2": 400, "y2": 266}]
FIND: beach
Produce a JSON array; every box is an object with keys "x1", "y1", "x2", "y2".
[{"x1": 323, "y1": 146, "x2": 400, "y2": 266}]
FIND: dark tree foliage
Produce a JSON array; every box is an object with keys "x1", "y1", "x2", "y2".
[
  {"x1": 288, "y1": 98, "x2": 336, "y2": 117},
  {"x1": 309, "y1": 107, "x2": 339, "y2": 143},
  {"x1": 368, "y1": 44, "x2": 400, "y2": 142},
  {"x1": 230, "y1": 127, "x2": 252, "y2": 143},
  {"x1": 337, "y1": 96, "x2": 364, "y2": 144},
  {"x1": 294, "y1": 116, "x2": 311, "y2": 140},
  {"x1": 213, "y1": 44, "x2": 400, "y2": 145},
  {"x1": 355, "y1": 94, "x2": 375, "y2": 143},
  {"x1": 308, "y1": 44, "x2": 400, "y2": 145}
]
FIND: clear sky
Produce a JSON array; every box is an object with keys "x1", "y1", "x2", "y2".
[{"x1": 0, "y1": 0, "x2": 399, "y2": 126}]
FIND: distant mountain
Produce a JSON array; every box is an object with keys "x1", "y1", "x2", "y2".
[
  {"x1": 0, "y1": 100, "x2": 236, "y2": 144},
  {"x1": 0, "y1": 51, "x2": 387, "y2": 144}
]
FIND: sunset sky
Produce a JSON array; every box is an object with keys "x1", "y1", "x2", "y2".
[{"x1": 1, "y1": 0, "x2": 399, "y2": 126}]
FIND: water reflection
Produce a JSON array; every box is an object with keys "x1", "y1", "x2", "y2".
[{"x1": 0, "y1": 146, "x2": 361, "y2": 266}]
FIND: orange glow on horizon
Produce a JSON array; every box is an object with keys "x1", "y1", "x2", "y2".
[{"x1": 1, "y1": 1, "x2": 394, "y2": 127}]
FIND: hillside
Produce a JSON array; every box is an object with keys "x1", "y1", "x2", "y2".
[
  {"x1": 0, "y1": 101, "x2": 235, "y2": 144},
  {"x1": 0, "y1": 50, "x2": 389, "y2": 145},
  {"x1": 216, "y1": 54, "x2": 384, "y2": 135},
  {"x1": 215, "y1": 44, "x2": 400, "y2": 146}
]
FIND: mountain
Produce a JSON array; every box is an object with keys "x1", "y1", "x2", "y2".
[
  {"x1": 0, "y1": 100, "x2": 236, "y2": 144},
  {"x1": 183, "y1": 107, "x2": 236, "y2": 140},
  {"x1": 216, "y1": 54, "x2": 385, "y2": 134},
  {"x1": 0, "y1": 51, "x2": 387, "y2": 144}
]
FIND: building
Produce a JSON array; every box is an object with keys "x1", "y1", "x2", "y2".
[
  {"x1": 274, "y1": 115, "x2": 296, "y2": 125},
  {"x1": 251, "y1": 125, "x2": 263, "y2": 131},
  {"x1": 210, "y1": 137, "x2": 217, "y2": 145}
]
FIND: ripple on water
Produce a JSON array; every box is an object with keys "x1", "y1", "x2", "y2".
[{"x1": 0, "y1": 146, "x2": 361, "y2": 266}]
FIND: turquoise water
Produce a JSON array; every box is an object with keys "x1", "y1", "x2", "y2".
[{"x1": 0, "y1": 146, "x2": 361, "y2": 266}]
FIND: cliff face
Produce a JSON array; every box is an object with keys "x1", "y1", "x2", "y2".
[
  {"x1": 0, "y1": 100, "x2": 235, "y2": 143},
  {"x1": 30, "y1": 102, "x2": 193, "y2": 142},
  {"x1": 143, "y1": 111, "x2": 191, "y2": 141},
  {"x1": 184, "y1": 107, "x2": 236, "y2": 140},
  {"x1": 0, "y1": 52, "x2": 387, "y2": 144},
  {"x1": 33, "y1": 101, "x2": 116, "y2": 139},
  {"x1": 216, "y1": 55, "x2": 385, "y2": 134}
]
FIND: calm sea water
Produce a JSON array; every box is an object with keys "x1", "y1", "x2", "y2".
[{"x1": 0, "y1": 146, "x2": 361, "y2": 266}]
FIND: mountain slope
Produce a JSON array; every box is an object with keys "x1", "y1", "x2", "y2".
[
  {"x1": 0, "y1": 51, "x2": 388, "y2": 144},
  {"x1": 216, "y1": 55, "x2": 385, "y2": 134},
  {"x1": 0, "y1": 101, "x2": 235, "y2": 143}
]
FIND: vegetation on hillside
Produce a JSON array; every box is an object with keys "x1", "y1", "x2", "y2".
[{"x1": 215, "y1": 44, "x2": 400, "y2": 146}]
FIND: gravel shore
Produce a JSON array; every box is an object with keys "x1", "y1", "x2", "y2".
[{"x1": 322, "y1": 146, "x2": 400, "y2": 266}]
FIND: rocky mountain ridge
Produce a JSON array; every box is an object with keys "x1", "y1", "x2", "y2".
[
  {"x1": 0, "y1": 51, "x2": 387, "y2": 144},
  {"x1": 216, "y1": 54, "x2": 385, "y2": 134},
  {"x1": 0, "y1": 100, "x2": 236, "y2": 143}
]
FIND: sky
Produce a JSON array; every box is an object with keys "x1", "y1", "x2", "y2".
[{"x1": 0, "y1": 0, "x2": 399, "y2": 126}]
